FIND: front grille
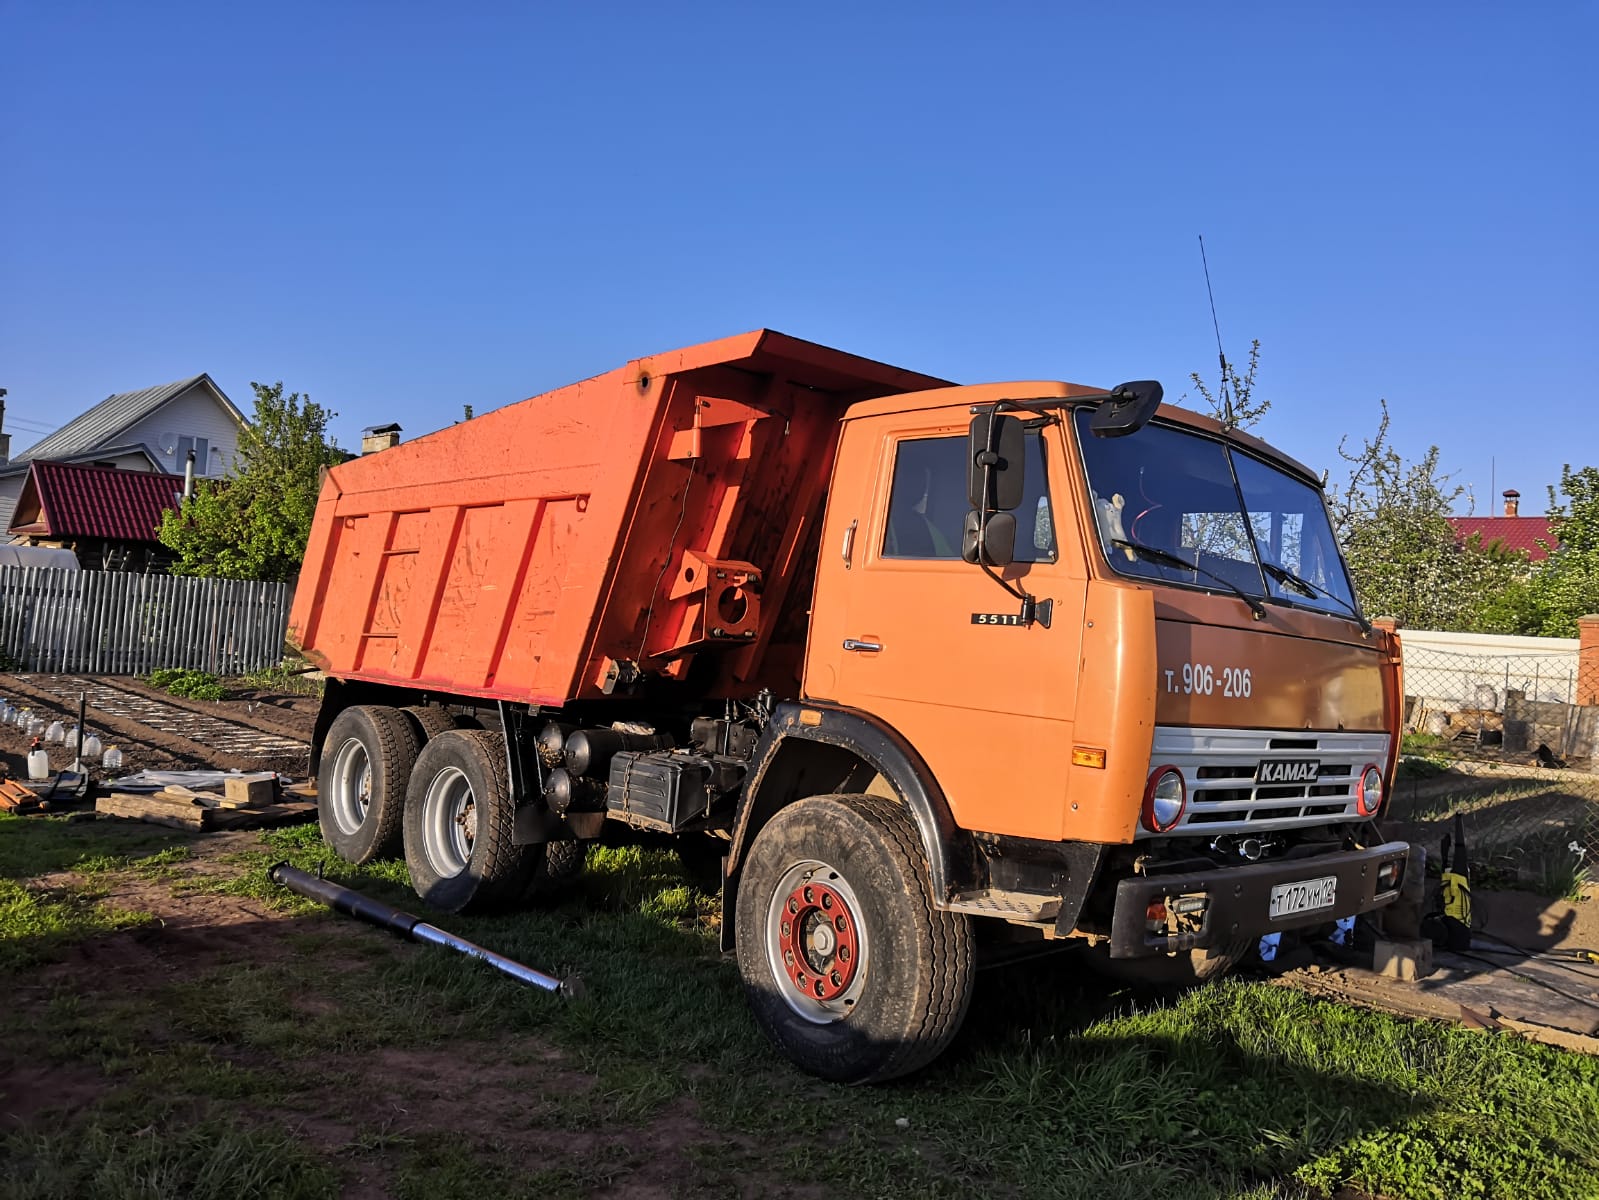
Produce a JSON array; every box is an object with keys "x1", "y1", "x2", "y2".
[{"x1": 1144, "y1": 726, "x2": 1390, "y2": 837}]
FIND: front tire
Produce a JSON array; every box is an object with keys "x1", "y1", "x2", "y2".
[
  {"x1": 403, "y1": 729, "x2": 537, "y2": 913},
  {"x1": 317, "y1": 705, "x2": 420, "y2": 864},
  {"x1": 734, "y1": 794, "x2": 974, "y2": 1083}
]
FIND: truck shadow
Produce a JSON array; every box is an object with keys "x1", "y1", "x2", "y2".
[{"x1": 912, "y1": 948, "x2": 1439, "y2": 1188}]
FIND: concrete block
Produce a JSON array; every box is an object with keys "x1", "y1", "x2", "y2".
[
  {"x1": 1374, "y1": 938, "x2": 1434, "y2": 982},
  {"x1": 1382, "y1": 843, "x2": 1428, "y2": 940}
]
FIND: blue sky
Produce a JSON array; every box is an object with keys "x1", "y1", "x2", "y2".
[{"x1": 3, "y1": 3, "x2": 1593, "y2": 514}]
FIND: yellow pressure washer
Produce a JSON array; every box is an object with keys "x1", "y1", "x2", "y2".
[{"x1": 1425, "y1": 812, "x2": 1473, "y2": 951}]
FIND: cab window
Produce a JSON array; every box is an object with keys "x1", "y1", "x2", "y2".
[{"x1": 882, "y1": 431, "x2": 1056, "y2": 561}]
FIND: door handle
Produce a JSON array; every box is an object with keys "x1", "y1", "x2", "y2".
[
  {"x1": 841, "y1": 519, "x2": 858, "y2": 570},
  {"x1": 842, "y1": 638, "x2": 882, "y2": 653}
]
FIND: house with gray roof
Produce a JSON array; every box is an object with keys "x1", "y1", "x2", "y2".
[{"x1": 0, "y1": 374, "x2": 247, "y2": 534}]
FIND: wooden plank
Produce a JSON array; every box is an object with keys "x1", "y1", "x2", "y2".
[
  {"x1": 96, "y1": 791, "x2": 209, "y2": 829},
  {"x1": 207, "y1": 799, "x2": 317, "y2": 830}
]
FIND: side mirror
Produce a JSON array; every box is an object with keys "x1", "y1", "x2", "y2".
[
  {"x1": 962, "y1": 510, "x2": 1016, "y2": 568},
  {"x1": 1089, "y1": 381, "x2": 1164, "y2": 438},
  {"x1": 968, "y1": 412, "x2": 1026, "y2": 511}
]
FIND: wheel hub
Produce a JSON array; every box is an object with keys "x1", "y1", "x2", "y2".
[{"x1": 777, "y1": 879, "x2": 860, "y2": 1001}]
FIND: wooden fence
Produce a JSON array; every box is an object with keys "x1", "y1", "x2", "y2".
[{"x1": 0, "y1": 566, "x2": 292, "y2": 676}]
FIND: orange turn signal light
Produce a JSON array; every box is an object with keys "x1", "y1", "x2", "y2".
[{"x1": 1072, "y1": 746, "x2": 1107, "y2": 769}]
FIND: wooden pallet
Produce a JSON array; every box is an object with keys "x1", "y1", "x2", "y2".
[{"x1": 95, "y1": 790, "x2": 316, "y2": 831}]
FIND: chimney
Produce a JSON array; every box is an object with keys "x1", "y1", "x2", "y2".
[
  {"x1": 1502, "y1": 489, "x2": 1520, "y2": 517},
  {"x1": 0, "y1": 387, "x2": 9, "y2": 465},
  {"x1": 183, "y1": 448, "x2": 196, "y2": 500},
  {"x1": 361, "y1": 422, "x2": 402, "y2": 455}
]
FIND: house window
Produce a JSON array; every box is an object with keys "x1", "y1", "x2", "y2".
[{"x1": 175, "y1": 436, "x2": 210, "y2": 475}]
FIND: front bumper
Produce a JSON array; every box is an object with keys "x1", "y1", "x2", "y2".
[{"x1": 1108, "y1": 840, "x2": 1411, "y2": 958}]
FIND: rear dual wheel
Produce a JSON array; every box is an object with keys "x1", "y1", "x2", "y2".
[
  {"x1": 734, "y1": 794, "x2": 974, "y2": 1084},
  {"x1": 403, "y1": 729, "x2": 583, "y2": 913},
  {"x1": 318, "y1": 705, "x2": 420, "y2": 864}
]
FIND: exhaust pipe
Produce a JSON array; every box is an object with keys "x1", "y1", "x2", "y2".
[{"x1": 269, "y1": 862, "x2": 581, "y2": 996}]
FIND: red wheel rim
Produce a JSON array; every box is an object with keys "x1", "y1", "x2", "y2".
[{"x1": 776, "y1": 879, "x2": 860, "y2": 1001}]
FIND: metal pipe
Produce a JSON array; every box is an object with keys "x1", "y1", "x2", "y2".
[{"x1": 268, "y1": 862, "x2": 577, "y2": 996}]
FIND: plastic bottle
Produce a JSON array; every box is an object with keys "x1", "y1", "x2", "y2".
[
  {"x1": 103, "y1": 746, "x2": 124, "y2": 771},
  {"x1": 27, "y1": 738, "x2": 50, "y2": 781},
  {"x1": 82, "y1": 733, "x2": 103, "y2": 761},
  {"x1": 45, "y1": 720, "x2": 65, "y2": 744}
]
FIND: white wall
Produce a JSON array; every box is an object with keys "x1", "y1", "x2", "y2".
[
  {"x1": 1400, "y1": 628, "x2": 1581, "y2": 710},
  {"x1": 122, "y1": 383, "x2": 244, "y2": 477}
]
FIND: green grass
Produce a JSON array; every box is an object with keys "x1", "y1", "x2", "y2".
[
  {"x1": 0, "y1": 813, "x2": 195, "y2": 880},
  {"x1": 1, "y1": 819, "x2": 1596, "y2": 1199},
  {"x1": 146, "y1": 668, "x2": 226, "y2": 701},
  {"x1": 228, "y1": 660, "x2": 325, "y2": 698},
  {"x1": 4, "y1": 1119, "x2": 340, "y2": 1200},
  {"x1": 0, "y1": 877, "x2": 153, "y2": 970},
  {"x1": 0, "y1": 814, "x2": 193, "y2": 969}
]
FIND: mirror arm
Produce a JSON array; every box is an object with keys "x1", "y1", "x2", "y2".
[{"x1": 976, "y1": 422, "x2": 1030, "y2": 604}]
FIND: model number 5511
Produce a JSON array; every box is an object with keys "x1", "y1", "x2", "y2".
[{"x1": 1163, "y1": 663, "x2": 1253, "y2": 697}]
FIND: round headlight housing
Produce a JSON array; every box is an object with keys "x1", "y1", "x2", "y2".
[
  {"x1": 1142, "y1": 766, "x2": 1187, "y2": 833},
  {"x1": 1356, "y1": 764, "x2": 1384, "y2": 817}
]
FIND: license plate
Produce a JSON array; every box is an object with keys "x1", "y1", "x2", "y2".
[{"x1": 1269, "y1": 875, "x2": 1337, "y2": 919}]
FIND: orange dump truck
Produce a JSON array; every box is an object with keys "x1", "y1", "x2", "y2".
[{"x1": 291, "y1": 329, "x2": 1410, "y2": 1082}]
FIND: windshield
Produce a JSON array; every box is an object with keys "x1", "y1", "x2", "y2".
[{"x1": 1073, "y1": 410, "x2": 1359, "y2": 619}]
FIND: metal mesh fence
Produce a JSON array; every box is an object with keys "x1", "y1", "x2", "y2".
[{"x1": 1385, "y1": 635, "x2": 1598, "y2": 898}]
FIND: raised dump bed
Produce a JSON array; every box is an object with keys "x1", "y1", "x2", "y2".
[{"x1": 290, "y1": 330, "x2": 948, "y2": 705}]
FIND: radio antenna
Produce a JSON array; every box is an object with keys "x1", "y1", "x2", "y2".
[{"x1": 1198, "y1": 235, "x2": 1234, "y2": 429}]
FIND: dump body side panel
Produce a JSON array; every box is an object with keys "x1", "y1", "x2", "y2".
[{"x1": 289, "y1": 331, "x2": 950, "y2": 705}]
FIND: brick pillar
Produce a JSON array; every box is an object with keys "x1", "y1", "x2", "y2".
[{"x1": 1579, "y1": 615, "x2": 1599, "y2": 707}]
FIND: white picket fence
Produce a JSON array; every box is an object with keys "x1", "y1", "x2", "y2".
[{"x1": 0, "y1": 566, "x2": 292, "y2": 676}]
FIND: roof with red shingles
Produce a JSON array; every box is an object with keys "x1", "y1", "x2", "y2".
[
  {"x1": 7, "y1": 460, "x2": 184, "y2": 543},
  {"x1": 1447, "y1": 515, "x2": 1556, "y2": 561}
]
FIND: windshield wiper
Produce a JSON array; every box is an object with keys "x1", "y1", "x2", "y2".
[
  {"x1": 1109, "y1": 539, "x2": 1267, "y2": 619},
  {"x1": 1259, "y1": 562, "x2": 1371, "y2": 633}
]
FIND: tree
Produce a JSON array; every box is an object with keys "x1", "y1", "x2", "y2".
[
  {"x1": 159, "y1": 382, "x2": 342, "y2": 582},
  {"x1": 1326, "y1": 400, "x2": 1526, "y2": 631},
  {"x1": 1513, "y1": 465, "x2": 1599, "y2": 638},
  {"x1": 1184, "y1": 339, "x2": 1269, "y2": 431}
]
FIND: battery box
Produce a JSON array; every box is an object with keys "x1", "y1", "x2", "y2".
[{"x1": 607, "y1": 750, "x2": 713, "y2": 832}]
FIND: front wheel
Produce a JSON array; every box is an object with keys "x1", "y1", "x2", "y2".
[{"x1": 734, "y1": 794, "x2": 974, "y2": 1084}]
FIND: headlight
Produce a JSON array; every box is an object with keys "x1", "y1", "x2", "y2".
[
  {"x1": 1141, "y1": 766, "x2": 1187, "y2": 833},
  {"x1": 1356, "y1": 764, "x2": 1384, "y2": 817}
]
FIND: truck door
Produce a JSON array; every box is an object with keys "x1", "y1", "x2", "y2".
[{"x1": 806, "y1": 413, "x2": 1083, "y2": 842}]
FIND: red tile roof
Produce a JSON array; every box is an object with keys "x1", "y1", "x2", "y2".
[
  {"x1": 1448, "y1": 515, "x2": 1556, "y2": 561},
  {"x1": 8, "y1": 461, "x2": 185, "y2": 543}
]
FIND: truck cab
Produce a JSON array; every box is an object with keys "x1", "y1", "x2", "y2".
[
  {"x1": 771, "y1": 382, "x2": 1406, "y2": 968},
  {"x1": 723, "y1": 381, "x2": 1407, "y2": 1077}
]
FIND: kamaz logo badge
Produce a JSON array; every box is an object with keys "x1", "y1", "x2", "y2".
[{"x1": 1256, "y1": 759, "x2": 1320, "y2": 783}]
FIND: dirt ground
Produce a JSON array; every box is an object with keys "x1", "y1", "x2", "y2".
[
  {"x1": 0, "y1": 672, "x2": 315, "y2": 782},
  {"x1": 0, "y1": 831, "x2": 759, "y2": 1200},
  {"x1": 2, "y1": 669, "x2": 1595, "y2": 1193}
]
